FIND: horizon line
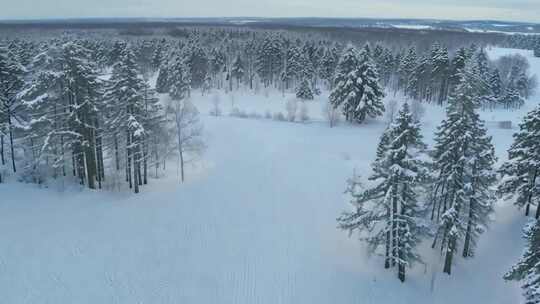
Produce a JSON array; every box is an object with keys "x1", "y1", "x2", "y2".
[{"x1": 0, "y1": 16, "x2": 538, "y2": 25}]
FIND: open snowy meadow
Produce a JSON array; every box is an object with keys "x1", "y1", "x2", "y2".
[{"x1": 0, "y1": 46, "x2": 538, "y2": 304}]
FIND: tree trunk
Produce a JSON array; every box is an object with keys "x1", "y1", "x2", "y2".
[
  {"x1": 385, "y1": 215, "x2": 391, "y2": 269},
  {"x1": 8, "y1": 113, "x2": 16, "y2": 173},
  {"x1": 462, "y1": 205, "x2": 474, "y2": 258},
  {"x1": 1, "y1": 134, "x2": 5, "y2": 166},
  {"x1": 391, "y1": 186, "x2": 398, "y2": 267},
  {"x1": 127, "y1": 131, "x2": 133, "y2": 189},
  {"x1": 443, "y1": 236, "x2": 455, "y2": 275},
  {"x1": 179, "y1": 149, "x2": 185, "y2": 183},
  {"x1": 114, "y1": 134, "x2": 120, "y2": 171},
  {"x1": 133, "y1": 142, "x2": 139, "y2": 194},
  {"x1": 143, "y1": 140, "x2": 148, "y2": 185}
]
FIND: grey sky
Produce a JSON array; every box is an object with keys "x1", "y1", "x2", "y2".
[{"x1": 0, "y1": 0, "x2": 538, "y2": 22}]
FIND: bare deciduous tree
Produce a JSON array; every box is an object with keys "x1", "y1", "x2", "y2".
[{"x1": 169, "y1": 99, "x2": 205, "y2": 183}]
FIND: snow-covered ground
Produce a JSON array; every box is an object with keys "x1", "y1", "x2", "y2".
[{"x1": 1, "y1": 48, "x2": 539, "y2": 303}]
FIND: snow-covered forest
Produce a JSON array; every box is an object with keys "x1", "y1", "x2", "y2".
[{"x1": 1, "y1": 23, "x2": 540, "y2": 303}]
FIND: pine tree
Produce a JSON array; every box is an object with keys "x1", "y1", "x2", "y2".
[
  {"x1": 256, "y1": 35, "x2": 283, "y2": 87},
  {"x1": 329, "y1": 45, "x2": 385, "y2": 124},
  {"x1": 319, "y1": 47, "x2": 339, "y2": 89},
  {"x1": 448, "y1": 47, "x2": 469, "y2": 91},
  {"x1": 429, "y1": 69, "x2": 496, "y2": 274},
  {"x1": 501, "y1": 84, "x2": 525, "y2": 110},
  {"x1": 430, "y1": 44, "x2": 450, "y2": 104},
  {"x1": 338, "y1": 102, "x2": 429, "y2": 282},
  {"x1": 282, "y1": 45, "x2": 302, "y2": 89},
  {"x1": 505, "y1": 220, "x2": 540, "y2": 304},
  {"x1": 169, "y1": 53, "x2": 191, "y2": 102},
  {"x1": 155, "y1": 64, "x2": 171, "y2": 94},
  {"x1": 231, "y1": 54, "x2": 245, "y2": 89},
  {"x1": 295, "y1": 78, "x2": 314, "y2": 100},
  {"x1": 499, "y1": 104, "x2": 540, "y2": 218},
  {"x1": 108, "y1": 40, "x2": 127, "y2": 66},
  {"x1": 489, "y1": 69, "x2": 503, "y2": 108},
  {"x1": 104, "y1": 46, "x2": 147, "y2": 193},
  {"x1": 209, "y1": 48, "x2": 226, "y2": 89},
  {"x1": 378, "y1": 48, "x2": 395, "y2": 88},
  {"x1": 0, "y1": 44, "x2": 25, "y2": 175},
  {"x1": 20, "y1": 70, "x2": 68, "y2": 183},
  {"x1": 185, "y1": 43, "x2": 208, "y2": 89},
  {"x1": 62, "y1": 42, "x2": 103, "y2": 189},
  {"x1": 398, "y1": 47, "x2": 418, "y2": 96},
  {"x1": 151, "y1": 39, "x2": 167, "y2": 71},
  {"x1": 534, "y1": 41, "x2": 540, "y2": 58}
]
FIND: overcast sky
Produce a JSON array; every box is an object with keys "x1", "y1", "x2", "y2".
[{"x1": 1, "y1": 0, "x2": 538, "y2": 23}]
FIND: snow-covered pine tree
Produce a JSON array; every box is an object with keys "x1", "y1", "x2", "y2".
[
  {"x1": 185, "y1": 43, "x2": 208, "y2": 89},
  {"x1": 19, "y1": 69, "x2": 65, "y2": 183},
  {"x1": 448, "y1": 47, "x2": 469, "y2": 92},
  {"x1": 62, "y1": 42, "x2": 103, "y2": 189},
  {"x1": 534, "y1": 41, "x2": 540, "y2": 58},
  {"x1": 0, "y1": 44, "x2": 25, "y2": 175},
  {"x1": 398, "y1": 47, "x2": 418, "y2": 96},
  {"x1": 209, "y1": 47, "x2": 226, "y2": 89},
  {"x1": 295, "y1": 78, "x2": 314, "y2": 100},
  {"x1": 489, "y1": 68, "x2": 503, "y2": 109},
  {"x1": 141, "y1": 80, "x2": 164, "y2": 184},
  {"x1": 338, "y1": 102, "x2": 429, "y2": 282},
  {"x1": 429, "y1": 65, "x2": 497, "y2": 274},
  {"x1": 516, "y1": 70, "x2": 531, "y2": 100},
  {"x1": 108, "y1": 40, "x2": 127, "y2": 66},
  {"x1": 169, "y1": 52, "x2": 191, "y2": 102},
  {"x1": 430, "y1": 44, "x2": 450, "y2": 105},
  {"x1": 498, "y1": 104, "x2": 540, "y2": 218},
  {"x1": 329, "y1": 45, "x2": 385, "y2": 124},
  {"x1": 471, "y1": 49, "x2": 493, "y2": 110},
  {"x1": 103, "y1": 45, "x2": 147, "y2": 193},
  {"x1": 151, "y1": 39, "x2": 167, "y2": 72},
  {"x1": 231, "y1": 54, "x2": 245, "y2": 89},
  {"x1": 319, "y1": 46, "x2": 339, "y2": 89},
  {"x1": 155, "y1": 63, "x2": 171, "y2": 94},
  {"x1": 501, "y1": 84, "x2": 525, "y2": 110},
  {"x1": 504, "y1": 220, "x2": 540, "y2": 304},
  {"x1": 256, "y1": 35, "x2": 283, "y2": 87}
]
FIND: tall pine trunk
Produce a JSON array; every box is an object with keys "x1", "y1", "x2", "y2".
[
  {"x1": 1, "y1": 134, "x2": 4, "y2": 166},
  {"x1": 8, "y1": 112, "x2": 16, "y2": 173}
]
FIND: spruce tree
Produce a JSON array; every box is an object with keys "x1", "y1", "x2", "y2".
[
  {"x1": 338, "y1": 102, "x2": 429, "y2": 282},
  {"x1": 329, "y1": 45, "x2": 385, "y2": 124},
  {"x1": 185, "y1": 43, "x2": 208, "y2": 89},
  {"x1": 256, "y1": 35, "x2": 283, "y2": 87},
  {"x1": 505, "y1": 219, "x2": 540, "y2": 304},
  {"x1": 62, "y1": 42, "x2": 103, "y2": 189},
  {"x1": 534, "y1": 41, "x2": 540, "y2": 58},
  {"x1": 319, "y1": 47, "x2": 339, "y2": 89},
  {"x1": 398, "y1": 47, "x2": 418, "y2": 96},
  {"x1": 0, "y1": 44, "x2": 25, "y2": 174},
  {"x1": 429, "y1": 68, "x2": 496, "y2": 274},
  {"x1": 169, "y1": 53, "x2": 191, "y2": 102},
  {"x1": 104, "y1": 46, "x2": 147, "y2": 193},
  {"x1": 295, "y1": 78, "x2": 314, "y2": 100},
  {"x1": 155, "y1": 64, "x2": 171, "y2": 94},
  {"x1": 231, "y1": 54, "x2": 245, "y2": 89},
  {"x1": 499, "y1": 104, "x2": 540, "y2": 218},
  {"x1": 430, "y1": 44, "x2": 450, "y2": 104},
  {"x1": 489, "y1": 69, "x2": 503, "y2": 108}
]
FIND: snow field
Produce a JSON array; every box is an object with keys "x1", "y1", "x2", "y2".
[{"x1": 1, "y1": 47, "x2": 539, "y2": 303}]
